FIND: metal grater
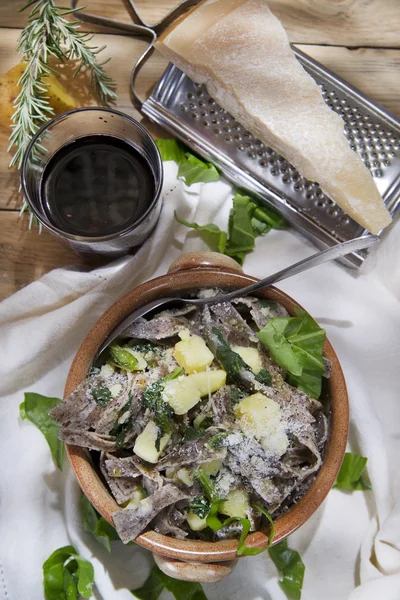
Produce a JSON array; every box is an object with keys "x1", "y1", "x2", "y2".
[
  {"x1": 142, "y1": 48, "x2": 400, "y2": 267},
  {"x1": 70, "y1": 0, "x2": 400, "y2": 267}
]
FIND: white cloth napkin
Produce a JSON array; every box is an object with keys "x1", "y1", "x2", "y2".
[{"x1": 0, "y1": 162, "x2": 399, "y2": 600}]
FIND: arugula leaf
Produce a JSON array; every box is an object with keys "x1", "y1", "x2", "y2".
[
  {"x1": 334, "y1": 453, "x2": 372, "y2": 491},
  {"x1": 174, "y1": 211, "x2": 227, "y2": 253},
  {"x1": 43, "y1": 545, "x2": 94, "y2": 600},
  {"x1": 109, "y1": 344, "x2": 138, "y2": 371},
  {"x1": 109, "y1": 394, "x2": 133, "y2": 449},
  {"x1": 257, "y1": 309, "x2": 326, "y2": 399},
  {"x1": 205, "y1": 431, "x2": 230, "y2": 449},
  {"x1": 132, "y1": 565, "x2": 208, "y2": 600},
  {"x1": 156, "y1": 138, "x2": 185, "y2": 163},
  {"x1": 178, "y1": 152, "x2": 220, "y2": 186},
  {"x1": 20, "y1": 392, "x2": 64, "y2": 470},
  {"x1": 81, "y1": 495, "x2": 119, "y2": 552},
  {"x1": 253, "y1": 205, "x2": 288, "y2": 230},
  {"x1": 268, "y1": 539, "x2": 305, "y2": 600}
]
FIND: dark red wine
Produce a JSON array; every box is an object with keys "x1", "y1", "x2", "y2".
[{"x1": 41, "y1": 135, "x2": 155, "y2": 237}]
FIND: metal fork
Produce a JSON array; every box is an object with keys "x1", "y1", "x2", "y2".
[{"x1": 95, "y1": 234, "x2": 379, "y2": 357}]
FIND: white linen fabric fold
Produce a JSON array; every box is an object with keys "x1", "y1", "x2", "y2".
[{"x1": 0, "y1": 162, "x2": 399, "y2": 600}]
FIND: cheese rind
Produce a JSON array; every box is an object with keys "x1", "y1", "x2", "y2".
[{"x1": 157, "y1": 0, "x2": 391, "y2": 234}]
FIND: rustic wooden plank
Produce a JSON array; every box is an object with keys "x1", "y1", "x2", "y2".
[
  {"x1": 0, "y1": 210, "x2": 84, "y2": 301},
  {"x1": 1, "y1": 30, "x2": 398, "y2": 213},
  {"x1": 0, "y1": 0, "x2": 399, "y2": 47}
]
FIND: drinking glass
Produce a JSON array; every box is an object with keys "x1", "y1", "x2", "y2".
[{"x1": 21, "y1": 107, "x2": 163, "y2": 257}]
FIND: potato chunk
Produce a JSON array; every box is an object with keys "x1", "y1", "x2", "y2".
[
  {"x1": 186, "y1": 510, "x2": 208, "y2": 531},
  {"x1": 163, "y1": 376, "x2": 201, "y2": 415},
  {"x1": 220, "y1": 489, "x2": 250, "y2": 519},
  {"x1": 189, "y1": 370, "x2": 227, "y2": 396},
  {"x1": 133, "y1": 421, "x2": 171, "y2": 463},
  {"x1": 163, "y1": 370, "x2": 226, "y2": 415},
  {"x1": 231, "y1": 345, "x2": 262, "y2": 374},
  {"x1": 234, "y1": 392, "x2": 288, "y2": 457},
  {"x1": 173, "y1": 331, "x2": 214, "y2": 373}
]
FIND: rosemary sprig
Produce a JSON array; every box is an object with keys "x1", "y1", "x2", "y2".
[{"x1": 9, "y1": 0, "x2": 117, "y2": 170}]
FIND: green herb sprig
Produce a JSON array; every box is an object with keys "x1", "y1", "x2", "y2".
[{"x1": 9, "y1": 0, "x2": 117, "y2": 210}]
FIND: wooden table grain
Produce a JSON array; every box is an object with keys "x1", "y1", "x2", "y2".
[{"x1": 0, "y1": 0, "x2": 399, "y2": 301}]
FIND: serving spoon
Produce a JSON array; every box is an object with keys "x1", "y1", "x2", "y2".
[{"x1": 96, "y1": 234, "x2": 379, "y2": 358}]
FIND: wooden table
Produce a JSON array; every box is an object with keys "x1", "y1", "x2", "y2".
[{"x1": 0, "y1": 0, "x2": 399, "y2": 301}]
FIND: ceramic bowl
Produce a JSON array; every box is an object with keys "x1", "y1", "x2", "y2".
[{"x1": 64, "y1": 252, "x2": 349, "y2": 583}]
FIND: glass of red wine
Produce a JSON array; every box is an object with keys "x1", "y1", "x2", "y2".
[{"x1": 21, "y1": 107, "x2": 163, "y2": 257}]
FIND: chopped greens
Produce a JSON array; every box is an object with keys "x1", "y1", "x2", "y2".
[
  {"x1": 258, "y1": 308, "x2": 326, "y2": 398},
  {"x1": 268, "y1": 539, "x2": 305, "y2": 600},
  {"x1": 20, "y1": 392, "x2": 64, "y2": 470},
  {"x1": 205, "y1": 507, "x2": 264, "y2": 556},
  {"x1": 178, "y1": 152, "x2": 220, "y2": 186},
  {"x1": 253, "y1": 504, "x2": 275, "y2": 547},
  {"x1": 143, "y1": 368, "x2": 183, "y2": 450},
  {"x1": 92, "y1": 386, "x2": 112, "y2": 406},
  {"x1": 174, "y1": 211, "x2": 227, "y2": 254},
  {"x1": 132, "y1": 565, "x2": 208, "y2": 600},
  {"x1": 156, "y1": 138, "x2": 185, "y2": 163},
  {"x1": 334, "y1": 453, "x2": 372, "y2": 491},
  {"x1": 253, "y1": 205, "x2": 287, "y2": 230},
  {"x1": 195, "y1": 468, "x2": 220, "y2": 502},
  {"x1": 43, "y1": 545, "x2": 94, "y2": 600},
  {"x1": 189, "y1": 497, "x2": 211, "y2": 519},
  {"x1": 81, "y1": 494, "x2": 119, "y2": 552},
  {"x1": 109, "y1": 344, "x2": 138, "y2": 371},
  {"x1": 110, "y1": 394, "x2": 133, "y2": 449},
  {"x1": 212, "y1": 328, "x2": 252, "y2": 387},
  {"x1": 205, "y1": 431, "x2": 230, "y2": 449},
  {"x1": 255, "y1": 367, "x2": 272, "y2": 386}
]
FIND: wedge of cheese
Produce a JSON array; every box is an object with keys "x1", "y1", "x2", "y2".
[{"x1": 156, "y1": 0, "x2": 391, "y2": 234}]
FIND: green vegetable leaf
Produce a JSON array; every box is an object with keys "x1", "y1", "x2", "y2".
[
  {"x1": 225, "y1": 193, "x2": 255, "y2": 260},
  {"x1": 211, "y1": 328, "x2": 252, "y2": 388},
  {"x1": 132, "y1": 565, "x2": 208, "y2": 600},
  {"x1": 81, "y1": 495, "x2": 119, "y2": 551},
  {"x1": 20, "y1": 392, "x2": 64, "y2": 470},
  {"x1": 255, "y1": 367, "x2": 272, "y2": 386},
  {"x1": 205, "y1": 504, "x2": 264, "y2": 557},
  {"x1": 251, "y1": 216, "x2": 271, "y2": 236},
  {"x1": 205, "y1": 431, "x2": 230, "y2": 449},
  {"x1": 43, "y1": 545, "x2": 94, "y2": 600},
  {"x1": 109, "y1": 344, "x2": 138, "y2": 371},
  {"x1": 109, "y1": 395, "x2": 133, "y2": 449},
  {"x1": 189, "y1": 497, "x2": 211, "y2": 519},
  {"x1": 178, "y1": 152, "x2": 220, "y2": 186},
  {"x1": 91, "y1": 387, "x2": 112, "y2": 407},
  {"x1": 268, "y1": 539, "x2": 305, "y2": 600},
  {"x1": 253, "y1": 205, "x2": 287, "y2": 230},
  {"x1": 253, "y1": 504, "x2": 275, "y2": 547},
  {"x1": 195, "y1": 468, "x2": 220, "y2": 502},
  {"x1": 174, "y1": 211, "x2": 227, "y2": 253},
  {"x1": 334, "y1": 453, "x2": 372, "y2": 491},
  {"x1": 156, "y1": 138, "x2": 185, "y2": 163},
  {"x1": 257, "y1": 309, "x2": 326, "y2": 399},
  {"x1": 143, "y1": 368, "x2": 182, "y2": 450}
]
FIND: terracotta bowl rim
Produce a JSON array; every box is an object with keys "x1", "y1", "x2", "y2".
[{"x1": 65, "y1": 267, "x2": 349, "y2": 561}]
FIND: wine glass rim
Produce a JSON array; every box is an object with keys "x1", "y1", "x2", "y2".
[{"x1": 20, "y1": 107, "x2": 164, "y2": 243}]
